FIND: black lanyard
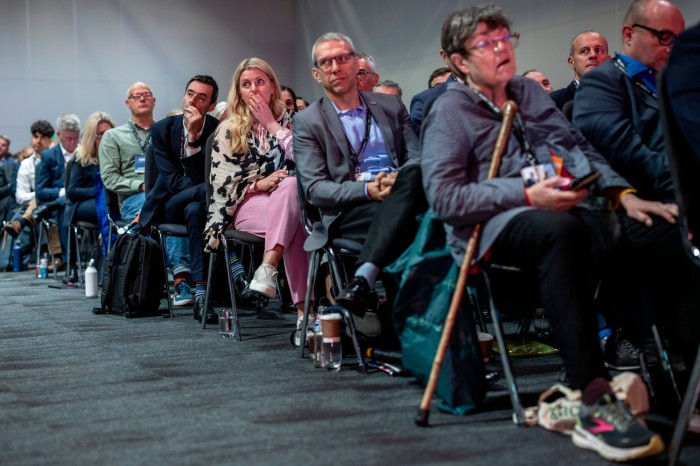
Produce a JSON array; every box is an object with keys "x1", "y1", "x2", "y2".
[
  {"x1": 346, "y1": 107, "x2": 372, "y2": 167},
  {"x1": 128, "y1": 121, "x2": 151, "y2": 153},
  {"x1": 470, "y1": 86, "x2": 537, "y2": 167},
  {"x1": 613, "y1": 56, "x2": 657, "y2": 99}
]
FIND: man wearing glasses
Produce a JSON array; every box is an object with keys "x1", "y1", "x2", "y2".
[
  {"x1": 355, "y1": 52, "x2": 379, "y2": 92},
  {"x1": 294, "y1": 32, "x2": 426, "y2": 318},
  {"x1": 574, "y1": 0, "x2": 699, "y2": 372}
]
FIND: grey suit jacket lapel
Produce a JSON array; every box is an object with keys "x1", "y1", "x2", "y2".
[{"x1": 320, "y1": 98, "x2": 354, "y2": 171}]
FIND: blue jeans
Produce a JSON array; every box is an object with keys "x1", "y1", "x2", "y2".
[{"x1": 120, "y1": 192, "x2": 191, "y2": 276}]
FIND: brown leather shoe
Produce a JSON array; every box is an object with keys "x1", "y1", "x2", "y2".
[{"x1": 2, "y1": 221, "x2": 22, "y2": 238}]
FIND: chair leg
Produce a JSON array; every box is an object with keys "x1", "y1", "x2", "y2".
[
  {"x1": 155, "y1": 229, "x2": 173, "y2": 318},
  {"x1": 300, "y1": 249, "x2": 320, "y2": 358},
  {"x1": 74, "y1": 225, "x2": 84, "y2": 288},
  {"x1": 221, "y1": 240, "x2": 241, "y2": 341},
  {"x1": 482, "y1": 270, "x2": 524, "y2": 425},
  {"x1": 202, "y1": 250, "x2": 215, "y2": 330},
  {"x1": 668, "y1": 345, "x2": 700, "y2": 466},
  {"x1": 651, "y1": 323, "x2": 681, "y2": 402},
  {"x1": 43, "y1": 220, "x2": 59, "y2": 280}
]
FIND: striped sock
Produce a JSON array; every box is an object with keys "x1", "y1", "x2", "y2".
[
  {"x1": 195, "y1": 282, "x2": 207, "y2": 301},
  {"x1": 228, "y1": 252, "x2": 245, "y2": 280}
]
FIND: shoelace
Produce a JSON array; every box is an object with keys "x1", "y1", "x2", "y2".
[
  {"x1": 596, "y1": 395, "x2": 637, "y2": 430},
  {"x1": 617, "y1": 339, "x2": 640, "y2": 357}
]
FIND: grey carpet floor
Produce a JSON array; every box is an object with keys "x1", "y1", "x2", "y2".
[{"x1": 0, "y1": 271, "x2": 697, "y2": 466}]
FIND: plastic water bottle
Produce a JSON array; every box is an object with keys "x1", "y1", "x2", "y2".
[
  {"x1": 40, "y1": 255, "x2": 48, "y2": 279},
  {"x1": 313, "y1": 316, "x2": 325, "y2": 368},
  {"x1": 12, "y1": 243, "x2": 23, "y2": 272},
  {"x1": 85, "y1": 259, "x2": 98, "y2": 298},
  {"x1": 219, "y1": 309, "x2": 235, "y2": 338},
  {"x1": 533, "y1": 308, "x2": 551, "y2": 339}
]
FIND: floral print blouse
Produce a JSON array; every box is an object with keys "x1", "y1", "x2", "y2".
[{"x1": 204, "y1": 109, "x2": 294, "y2": 251}]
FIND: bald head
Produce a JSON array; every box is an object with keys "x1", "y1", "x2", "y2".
[
  {"x1": 622, "y1": 0, "x2": 685, "y2": 71},
  {"x1": 568, "y1": 31, "x2": 610, "y2": 80}
]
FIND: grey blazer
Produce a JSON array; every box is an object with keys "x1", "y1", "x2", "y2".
[{"x1": 293, "y1": 91, "x2": 419, "y2": 251}]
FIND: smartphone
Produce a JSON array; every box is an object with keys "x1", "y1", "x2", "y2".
[{"x1": 570, "y1": 171, "x2": 601, "y2": 191}]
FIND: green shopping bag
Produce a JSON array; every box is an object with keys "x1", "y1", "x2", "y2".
[{"x1": 388, "y1": 210, "x2": 486, "y2": 415}]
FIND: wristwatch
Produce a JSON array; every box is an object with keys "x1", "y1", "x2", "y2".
[{"x1": 187, "y1": 139, "x2": 200, "y2": 148}]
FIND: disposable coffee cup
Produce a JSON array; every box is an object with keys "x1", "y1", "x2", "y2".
[
  {"x1": 477, "y1": 332, "x2": 493, "y2": 362},
  {"x1": 320, "y1": 313, "x2": 342, "y2": 338}
]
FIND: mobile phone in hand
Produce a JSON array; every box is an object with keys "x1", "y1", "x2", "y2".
[{"x1": 570, "y1": 171, "x2": 601, "y2": 191}]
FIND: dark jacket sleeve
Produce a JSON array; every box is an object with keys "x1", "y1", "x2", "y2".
[
  {"x1": 67, "y1": 164, "x2": 96, "y2": 203},
  {"x1": 36, "y1": 149, "x2": 62, "y2": 203}
]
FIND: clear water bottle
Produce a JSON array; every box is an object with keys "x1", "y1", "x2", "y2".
[
  {"x1": 39, "y1": 254, "x2": 48, "y2": 279},
  {"x1": 533, "y1": 308, "x2": 551, "y2": 339},
  {"x1": 85, "y1": 259, "x2": 98, "y2": 298},
  {"x1": 219, "y1": 309, "x2": 235, "y2": 338},
  {"x1": 313, "y1": 315, "x2": 325, "y2": 368}
]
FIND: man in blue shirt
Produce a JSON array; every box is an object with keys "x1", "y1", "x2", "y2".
[{"x1": 574, "y1": 0, "x2": 699, "y2": 370}]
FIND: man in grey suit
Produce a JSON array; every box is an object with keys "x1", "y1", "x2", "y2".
[{"x1": 294, "y1": 32, "x2": 426, "y2": 317}]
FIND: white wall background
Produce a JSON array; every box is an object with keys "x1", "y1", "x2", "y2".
[{"x1": 1, "y1": 0, "x2": 698, "y2": 152}]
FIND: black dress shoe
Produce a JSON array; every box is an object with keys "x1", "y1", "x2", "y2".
[
  {"x1": 62, "y1": 268, "x2": 79, "y2": 284},
  {"x1": 31, "y1": 205, "x2": 50, "y2": 222},
  {"x1": 485, "y1": 369, "x2": 500, "y2": 387},
  {"x1": 336, "y1": 276, "x2": 372, "y2": 318},
  {"x1": 194, "y1": 297, "x2": 217, "y2": 324},
  {"x1": 234, "y1": 274, "x2": 267, "y2": 307}
]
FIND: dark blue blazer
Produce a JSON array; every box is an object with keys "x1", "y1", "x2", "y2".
[
  {"x1": 409, "y1": 74, "x2": 457, "y2": 133},
  {"x1": 550, "y1": 80, "x2": 577, "y2": 110},
  {"x1": 139, "y1": 114, "x2": 219, "y2": 226},
  {"x1": 573, "y1": 57, "x2": 673, "y2": 201},
  {"x1": 36, "y1": 144, "x2": 66, "y2": 204},
  {"x1": 65, "y1": 159, "x2": 99, "y2": 226}
]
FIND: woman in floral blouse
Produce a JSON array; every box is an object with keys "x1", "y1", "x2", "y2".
[{"x1": 204, "y1": 58, "x2": 309, "y2": 321}]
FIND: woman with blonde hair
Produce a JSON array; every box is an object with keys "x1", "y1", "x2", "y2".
[{"x1": 204, "y1": 58, "x2": 309, "y2": 337}]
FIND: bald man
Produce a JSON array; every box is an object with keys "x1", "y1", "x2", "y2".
[{"x1": 551, "y1": 30, "x2": 611, "y2": 109}]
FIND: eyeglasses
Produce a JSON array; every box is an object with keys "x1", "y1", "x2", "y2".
[
  {"x1": 314, "y1": 52, "x2": 355, "y2": 71},
  {"x1": 128, "y1": 91, "x2": 153, "y2": 101},
  {"x1": 467, "y1": 32, "x2": 520, "y2": 54},
  {"x1": 632, "y1": 23, "x2": 676, "y2": 46},
  {"x1": 95, "y1": 131, "x2": 107, "y2": 139},
  {"x1": 356, "y1": 70, "x2": 375, "y2": 81}
]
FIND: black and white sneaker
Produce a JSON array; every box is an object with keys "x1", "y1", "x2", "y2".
[{"x1": 602, "y1": 333, "x2": 641, "y2": 371}]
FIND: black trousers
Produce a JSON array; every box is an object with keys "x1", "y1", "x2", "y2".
[
  {"x1": 487, "y1": 209, "x2": 608, "y2": 390},
  {"x1": 163, "y1": 184, "x2": 208, "y2": 282},
  {"x1": 614, "y1": 212, "x2": 700, "y2": 368},
  {"x1": 332, "y1": 163, "x2": 428, "y2": 268}
]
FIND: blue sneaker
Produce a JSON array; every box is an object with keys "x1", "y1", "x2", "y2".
[{"x1": 173, "y1": 281, "x2": 194, "y2": 306}]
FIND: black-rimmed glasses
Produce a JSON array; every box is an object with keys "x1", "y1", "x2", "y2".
[
  {"x1": 632, "y1": 23, "x2": 676, "y2": 46},
  {"x1": 128, "y1": 91, "x2": 153, "y2": 101}
]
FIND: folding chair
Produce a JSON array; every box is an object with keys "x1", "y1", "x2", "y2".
[
  {"x1": 296, "y1": 176, "x2": 366, "y2": 373},
  {"x1": 201, "y1": 133, "x2": 266, "y2": 337}
]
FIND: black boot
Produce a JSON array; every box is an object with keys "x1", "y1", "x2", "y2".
[{"x1": 234, "y1": 274, "x2": 266, "y2": 307}]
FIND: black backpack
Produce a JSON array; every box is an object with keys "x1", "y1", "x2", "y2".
[{"x1": 99, "y1": 232, "x2": 165, "y2": 317}]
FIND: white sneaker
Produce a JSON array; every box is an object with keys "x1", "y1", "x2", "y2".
[{"x1": 249, "y1": 264, "x2": 278, "y2": 298}]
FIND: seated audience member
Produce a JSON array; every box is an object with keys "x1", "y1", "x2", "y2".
[
  {"x1": 210, "y1": 101, "x2": 228, "y2": 120},
  {"x1": 522, "y1": 69, "x2": 553, "y2": 93},
  {"x1": 35, "y1": 114, "x2": 81, "y2": 280},
  {"x1": 410, "y1": 52, "x2": 460, "y2": 131},
  {"x1": 295, "y1": 97, "x2": 309, "y2": 111},
  {"x1": 574, "y1": 0, "x2": 698, "y2": 369},
  {"x1": 64, "y1": 112, "x2": 115, "y2": 266},
  {"x1": 428, "y1": 66, "x2": 452, "y2": 88},
  {"x1": 280, "y1": 85, "x2": 298, "y2": 113},
  {"x1": 138, "y1": 75, "x2": 222, "y2": 323},
  {"x1": 4, "y1": 121, "x2": 56, "y2": 269},
  {"x1": 422, "y1": 5, "x2": 664, "y2": 461},
  {"x1": 356, "y1": 52, "x2": 380, "y2": 92},
  {"x1": 99, "y1": 82, "x2": 193, "y2": 308},
  {"x1": 294, "y1": 32, "x2": 427, "y2": 318},
  {"x1": 550, "y1": 31, "x2": 611, "y2": 110},
  {"x1": 204, "y1": 58, "x2": 309, "y2": 328},
  {"x1": 0, "y1": 134, "x2": 13, "y2": 167},
  {"x1": 374, "y1": 79, "x2": 403, "y2": 97}
]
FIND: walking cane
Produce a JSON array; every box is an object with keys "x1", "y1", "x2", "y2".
[{"x1": 415, "y1": 100, "x2": 518, "y2": 427}]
